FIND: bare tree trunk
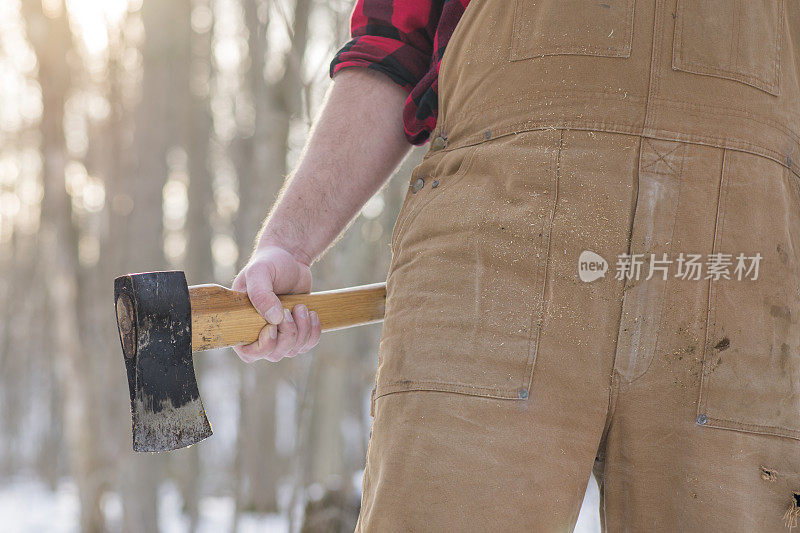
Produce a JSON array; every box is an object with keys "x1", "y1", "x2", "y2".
[
  {"x1": 231, "y1": 0, "x2": 288, "y2": 516},
  {"x1": 0, "y1": 231, "x2": 52, "y2": 479},
  {"x1": 177, "y1": 2, "x2": 215, "y2": 528},
  {"x1": 21, "y1": 2, "x2": 105, "y2": 531},
  {"x1": 88, "y1": 10, "x2": 137, "y2": 499},
  {"x1": 232, "y1": 0, "x2": 312, "y2": 514},
  {"x1": 118, "y1": 1, "x2": 193, "y2": 531}
]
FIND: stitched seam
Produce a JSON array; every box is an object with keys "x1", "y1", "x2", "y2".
[
  {"x1": 641, "y1": 138, "x2": 682, "y2": 174},
  {"x1": 443, "y1": 93, "x2": 800, "y2": 150},
  {"x1": 702, "y1": 416, "x2": 800, "y2": 438},
  {"x1": 648, "y1": 0, "x2": 664, "y2": 112},
  {"x1": 435, "y1": 120, "x2": 800, "y2": 182},
  {"x1": 446, "y1": 90, "x2": 648, "y2": 126},
  {"x1": 698, "y1": 149, "x2": 728, "y2": 420},
  {"x1": 610, "y1": 137, "x2": 643, "y2": 384},
  {"x1": 673, "y1": 62, "x2": 779, "y2": 95},
  {"x1": 376, "y1": 380, "x2": 522, "y2": 399},
  {"x1": 648, "y1": 96, "x2": 797, "y2": 140},
  {"x1": 522, "y1": 129, "x2": 561, "y2": 391}
]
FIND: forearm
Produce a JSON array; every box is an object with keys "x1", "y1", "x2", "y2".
[{"x1": 257, "y1": 68, "x2": 412, "y2": 265}]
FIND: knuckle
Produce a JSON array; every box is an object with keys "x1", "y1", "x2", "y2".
[
  {"x1": 248, "y1": 261, "x2": 274, "y2": 283},
  {"x1": 236, "y1": 351, "x2": 256, "y2": 363},
  {"x1": 281, "y1": 325, "x2": 298, "y2": 338},
  {"x1": 250, "y1": 293, "x2": 277, "y2": 315}
]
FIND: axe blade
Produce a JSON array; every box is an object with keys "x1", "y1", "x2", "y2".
[{"x1": 114, "y1": 271, "x2": 212, "y2": 452}]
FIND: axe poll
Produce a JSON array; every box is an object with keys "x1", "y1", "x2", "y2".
[{"x1": 114, "y1": 271, "x2": 386, "y2": 453}]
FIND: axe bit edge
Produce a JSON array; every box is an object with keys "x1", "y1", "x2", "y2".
[{"x1": 115, "y1": 271, "x2": 212, "y2": 453}]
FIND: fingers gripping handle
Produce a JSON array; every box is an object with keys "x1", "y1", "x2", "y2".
[{"x1": 189, "y1": 282, "x2": 387, "y2": 352}]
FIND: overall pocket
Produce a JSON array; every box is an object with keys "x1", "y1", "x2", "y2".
[
  {"x1": 672, "y1": 0, "x2": 783, "y2": 96},
  {"x1": 377, "y1": 130, "x2": 561, "y2": 401},
  {"x1": 699, "y1": 150, "x2": 800, "y2": 440},
  {"x1": 390, "y1": 146, "x2": 478, "y2": 254},
  {"x1": 510, "y1": 0, "x2": 635, "y2": 60}
]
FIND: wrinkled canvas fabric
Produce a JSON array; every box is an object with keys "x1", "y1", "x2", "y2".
[{"x1": 359, "y1": 1, "x2": 800, "y2": 531}]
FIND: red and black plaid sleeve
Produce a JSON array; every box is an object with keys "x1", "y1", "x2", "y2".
[{"x1": 330, "y1": 0, "x2": 470, "y2": 145}]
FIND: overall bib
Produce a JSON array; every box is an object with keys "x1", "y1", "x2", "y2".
[{"x1": 361, "y1": 1, "x2": 800, "y2": 530}]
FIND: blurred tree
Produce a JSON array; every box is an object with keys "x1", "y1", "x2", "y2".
[
  {"x1": 231, "y1": 0, "x2": 312, "y2": 518},
  {"x1": 20, "y1": 0, "x2": 105, "y2": 531},
  {"x1": 117, "y1": 0, "x2": 192, "y2": 531},
  {"x1": 175, "y1": 0, "x2": 216, "y2": 530},
  {"x1": 84, "y1": 0, "x2": 137, "y2": 508}
]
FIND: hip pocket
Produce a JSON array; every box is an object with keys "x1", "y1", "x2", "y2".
[
  {"x1": 672, "y1": 0, "x2": 783, "y2": 96},
  {"x1": 510, "y1": 0, "x2": 635, "y2": 60},
  {"x1": 377, "y1": 130, "x2": 561, "y2": 401},
  {"x1": 699, "y1": 150, "x2": 800, "y2": 440},
  {"x1": 390, "y1": 146, "x2": 478, "y2": 254}
]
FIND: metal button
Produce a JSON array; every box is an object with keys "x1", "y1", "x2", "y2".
[
  {"x1": 788, "y1": 155, "x2": 793, "y2": 168},
  {"x1": 517, "y1": 388, "x2": 529, "y2": 399},
  {"x1": 484, "y1": 129, "x2": 492, "y2": 140},
  {"x1": 431, "y1": 135, "x2": 447, "y2": 151},
  {"x1": 431, "y1": 179, "x2": 440, "y2": 188},
  {"x1": 411, "y1": 178, "x2": 425, "y2": 193},
  {"x1": 696, "y1": 414, "x2": 707, "y2": 425}
]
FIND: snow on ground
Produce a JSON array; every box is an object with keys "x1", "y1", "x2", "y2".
[
  {"x1": 0, "y1": 478, "x2": 79, "y2": 533},
  {"x1": 0, "y1": 475, "x2": 600, "y2": 532},
  {"x1": 575, "y1": 475, "x2": 602, "y2": 533},
  {"x1": 0, "y1": 477, "x2": 287, "y2": 533}
]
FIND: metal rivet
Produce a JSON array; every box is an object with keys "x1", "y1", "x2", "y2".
[
  {"x1": 484, "y1": 129, "x2": 492, "y2": 140},
  {"x1": 697, "y1": 414, "x2": 707, "y2": 425},
  {"x1": 518, "y1": 388, "x2": 529, "y2": 399},
  {"x1": 411, "y1": 178, "x2": 424, "y2": 193},
  {"x1": 431, "y1": 135, "x2": 447, "y2": 151},
  {"x1": 431, "y1": 179, "x2": 440, "y2": 188}
]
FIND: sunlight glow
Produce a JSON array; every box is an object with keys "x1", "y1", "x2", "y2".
[
  {"x1": 212, "y1": 234, "x2": 238, "y2": 269},
  {"x1": 66, "y1": 0, "x2": 130, "y2": 56}
]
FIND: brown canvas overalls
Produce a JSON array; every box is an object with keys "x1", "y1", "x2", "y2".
[{"x1": 359, "y1": 1, "x2": 800, "y2": 530}]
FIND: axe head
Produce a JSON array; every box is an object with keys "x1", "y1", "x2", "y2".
[{"x1": 114, "y1": 271, "x2": 212, "y2": 452}]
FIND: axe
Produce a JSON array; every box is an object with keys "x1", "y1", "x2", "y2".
[{"x1": 114, "y1": 270, "x2": 385, "y2": 452}]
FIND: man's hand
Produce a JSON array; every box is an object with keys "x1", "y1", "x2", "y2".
[
  {"x1": 230, "y1": 68, "x2": 411, "y2": 363},
  {"x1": 232, "y1": 246, "x2": 322, "y2": 362}
]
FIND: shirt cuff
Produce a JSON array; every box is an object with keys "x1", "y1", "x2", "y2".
[{"x1": 329, "y1": 35, "x2": 430, "y2": 94}]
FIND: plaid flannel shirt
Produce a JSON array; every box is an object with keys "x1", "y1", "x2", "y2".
[{"x1": 330, "y1": 0, "x2": 470, "y2": 145}]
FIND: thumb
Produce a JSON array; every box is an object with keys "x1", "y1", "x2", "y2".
[
  {"x1": 232, "y1": 271, "x2": 247, "y2": 293},
  {"x1": 245, "y1": 264, "x2": 285, "y2": 325}
]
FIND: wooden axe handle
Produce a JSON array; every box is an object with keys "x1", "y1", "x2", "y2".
[{"x1": 188, "y1": 282, "x2": 386, "y2": 352}]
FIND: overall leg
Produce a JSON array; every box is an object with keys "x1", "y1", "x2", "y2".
[
  {"x1": 601, "y1": 141, "x2": 800, "y2": 532},
  {"x1": 358, "y1": 130, "x2": 640, "y2": 532}
]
